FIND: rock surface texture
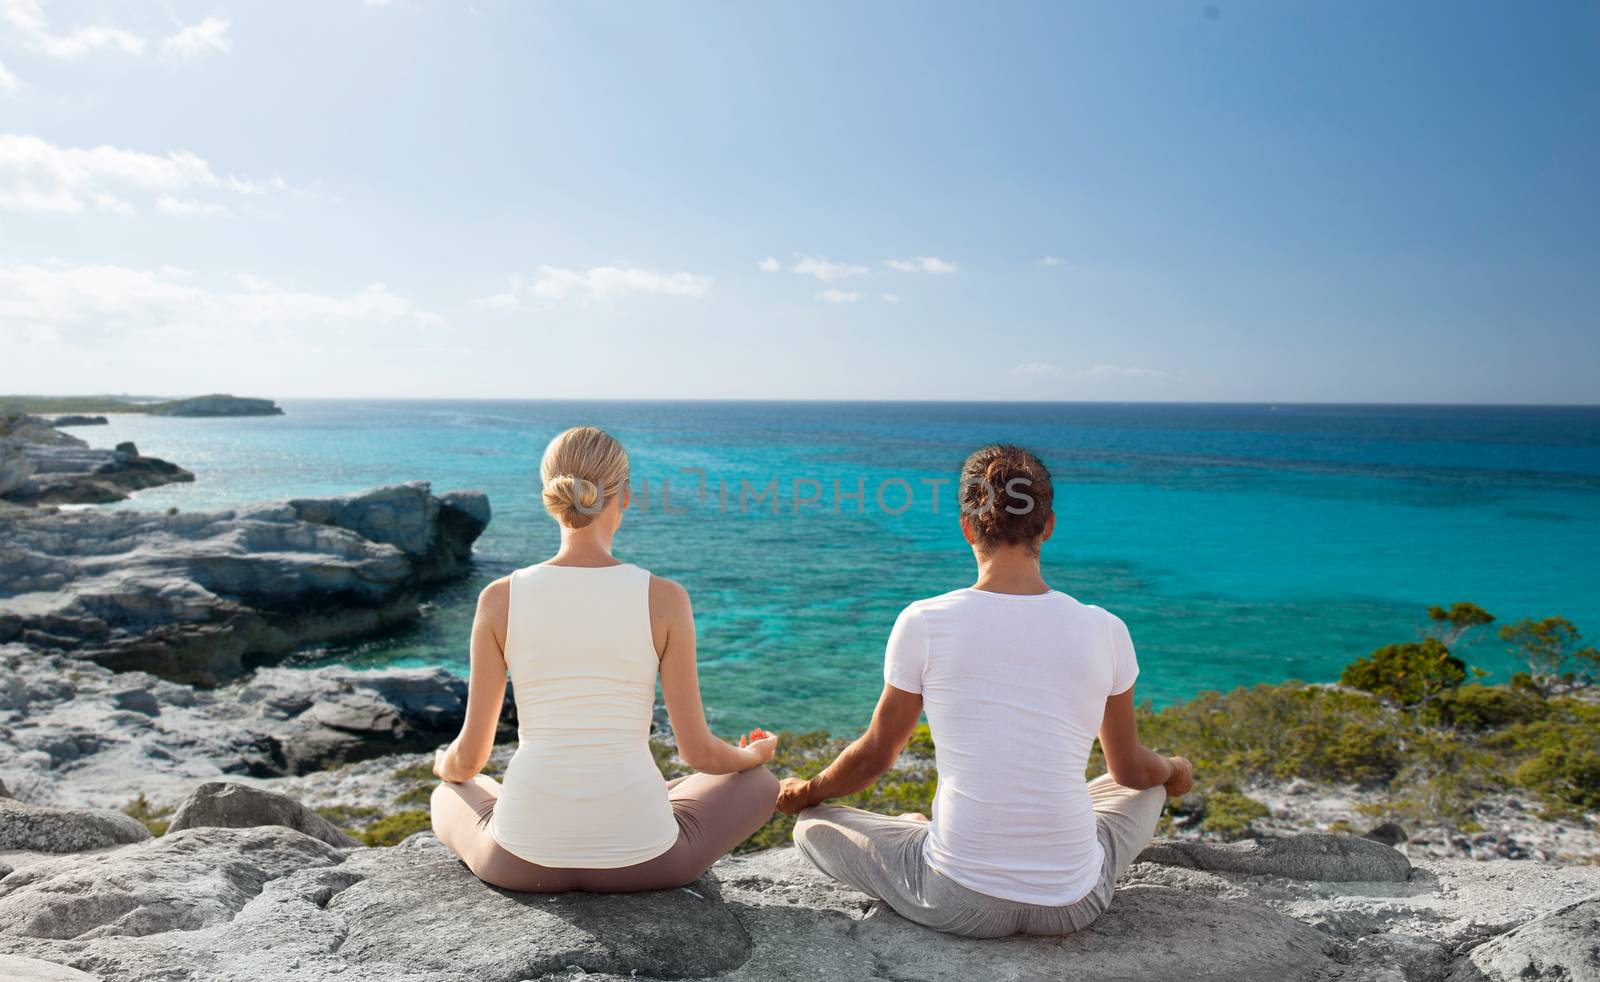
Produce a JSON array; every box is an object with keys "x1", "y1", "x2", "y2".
[
  {"x1": 0, "y1": 822, "x2": 1595, "y2": 982},
  {"x1": 0, "y1": 644, "x2": 508, "y2": 807},
  {"x1": 0, "y1": 482, "x2": 489, "y2": 683},
  {"x1": 165, "y1": 783, "x2": 360, "y2": 848},
  {"x1": 0, "y1": 412, "x2": 193, "y2": 505}
]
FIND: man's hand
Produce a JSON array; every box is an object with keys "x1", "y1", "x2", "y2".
[
  {"x1": 775, "y1": 777, "x2": 814, "y2": 815},
  {"x1": 1163, "y1": 756, "x2": 1194, "y2": 797}
]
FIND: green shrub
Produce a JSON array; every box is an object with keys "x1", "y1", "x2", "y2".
[
  {"x1": 1433, "y1": 683, "x2": 1547, "y2": 731},
  {"x1": 1199, "y1": 790, "x2": 1270, "y2": 840},
  {"x1": 1340, "y1": 639, "x2": 1467, "y2": 707},
  {"x1": 314, "y1": 804, "x2": 383, "y2": 830},
  {"x1": 393, "y1": 784, "x2": 433, "y2": 807},
  {"x1": 122, "y1": 793, "x2": 173, "y2": 836},
  {"x1": 359, "y1": 810, "x2": 432, "y2": 846}
]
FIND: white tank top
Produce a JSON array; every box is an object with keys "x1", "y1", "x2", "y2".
[{"x1": 488, "y1": 562, "x2": 680, "y2": 868}]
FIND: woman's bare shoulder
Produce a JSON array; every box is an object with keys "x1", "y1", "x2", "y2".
[
  {"x1": 477, "y1": 575, "x2": 512, "y2": 613},
  {"x1": 647, "y1": 574, "x2": 691, "y2": 618}
]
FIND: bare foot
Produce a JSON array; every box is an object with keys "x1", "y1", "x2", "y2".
[{"x1": 898, "y1": 812, "x2": 929, "y2": 823}]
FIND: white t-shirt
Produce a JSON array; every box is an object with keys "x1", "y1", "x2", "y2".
[{"x1": 884, "y1": 588, "x2": 1139, "y2": 906}]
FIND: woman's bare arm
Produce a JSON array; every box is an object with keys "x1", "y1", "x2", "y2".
[
  {"x1": 433, "y1": 578, "x2": 510, "y2": 783},
  {"x1": 652, "y1": 575, "x2": 774, "y2": 774},
  {"x1": 1098, "y1": 687, "x2": 1192, "y2": 794}
]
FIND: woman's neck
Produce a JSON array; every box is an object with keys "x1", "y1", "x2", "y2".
[
  {"x1": 971, "y1": 547, "x2": 1050, "y2": 595},
  {"x1": 548, "y1": 527, "x2": 620, "y2": 567}
]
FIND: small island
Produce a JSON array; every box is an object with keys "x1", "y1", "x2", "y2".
[{"x1": 1, "y1": 394, "x2": 285, "y2": 417}]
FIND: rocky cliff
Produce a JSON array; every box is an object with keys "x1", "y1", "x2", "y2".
[
  {"x1": 0, "y1": 483, "x2": 490, "y2": 684},
  {"x1": 0, "y1": 412, "x2": 194, "y2": 506}
]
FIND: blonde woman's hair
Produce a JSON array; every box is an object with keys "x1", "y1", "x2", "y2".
[{"x1": 540, "y1": 426, "x2": 629, "y2": 529}]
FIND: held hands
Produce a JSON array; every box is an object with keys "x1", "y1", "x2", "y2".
[
  {"x1": 1163, "y1": 755, "x2": 1194, "y2": 797},
  {"x1": 739, "y1": 727, "x2": 778, "y2": 766}
]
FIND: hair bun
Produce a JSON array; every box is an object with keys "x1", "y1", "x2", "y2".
[
  {"x1": 538, "y1": 426, "x2": 630, "y2": 529},
  {"x1": 959, "y1": 444, "x2": 1054, "y2": 551},
  {"x1": 541, "y1": 474, "x2": 603, "y2": 529}
]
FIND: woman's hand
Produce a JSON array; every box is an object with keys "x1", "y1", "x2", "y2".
[
  {"x1": 1163, "y1": 755, "x2": 1194, "y2": 797},
  {"x1": 739, "y1": 727, "x2": 778, "y2": 766},
  {"x1": 434, "y1": 745, "x2": 470, "y2": 784},
  {"x1": 775, "y1": 777, "x2": 814, "y2": 815}
]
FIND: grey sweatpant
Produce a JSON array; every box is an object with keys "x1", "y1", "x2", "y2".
[{"x1": 794, "y1": 773, "x2": 1166, "y2": 938}]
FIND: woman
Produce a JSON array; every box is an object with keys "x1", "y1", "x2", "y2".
[
  {"x1": 431, "y1": 425, "x2": 779, "y2": 892},
  {"x1": 776, "y1": 444, "x2": 1193, "y2": 937}
]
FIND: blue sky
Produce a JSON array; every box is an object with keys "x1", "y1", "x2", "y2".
[{"x1": 2, "y1": 1, "x2": 1596, "y2": 402}]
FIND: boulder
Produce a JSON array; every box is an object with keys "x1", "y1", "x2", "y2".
[
  {"x1": 166, "y1": 783, "x2": 360, "y2": 848},
  {"x1": 0, "y1": 482, "x2": 490, "y2": 684},
  {"x1": 0, "y1": 954, "x2": 100, "y2": 981},
  {"x1": 0, "y1": 797, "x2": 150, "y2": 853},
  {"x1": 1137, "y1": 833, "x2": 1411, "y2": 882},
  {"x1": 1450, "y1": 893, "x2": 1600, "y2": 982},
  {"x1": 329, "y1": 833, "x2": 752, "y2": 980},
  {"x1": 0, "y1": 827, "x2": 345, "y2": 940}
]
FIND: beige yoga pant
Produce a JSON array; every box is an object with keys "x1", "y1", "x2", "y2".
[
  {"x1": 431, "y1": 766, "x2": 778, "y2": 892},
  {"x1": 794, "y1": 773, "x2": 1165, "y2": 938}
]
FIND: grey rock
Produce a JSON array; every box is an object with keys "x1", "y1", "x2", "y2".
[
  {"x1": 0, "y1": 441, "x2": 34, "y2": 497},
  {"x1": 0, "y1": 412, "x2": 192, "y2": 505},
  {"x1": 0, "y1": 825, "x2": 1596, "y2": 982},
  {"x1": 0, "y1": 954, "x2": 100, "y2": 981},
  {"x1": 152, "y1": 395, "x2": 284, "y2": 417},
  {"x1": 0, "y1": 482, "x2": 489, "y2": 684},
  {"x1": 329, "y1": 833, "x2": 752, "y2": 980},
  {"x1": 0, "y1": 645, "x2": 506, "y2": 809},
  {"x1": 1365, "y1": 821, "x2": 1408, "y2": 846},
  {"x1": 1138, "y1": 833, "x2": 1411, "y2": 882},
  {"x1": 0, "y1": 864, "x2": 12, "y2": 880},
  {"x1": 47, "y1": 416, "x2": 108, "y2": 428},
  {"x1": 0, "y1": 826, "x2": 344, "y2": 940},
  {"x1": 0, "y1": 797, "x2": 150, "y2": 853},
  {"x1": 114, "y1": 441, "x2": 138, "y2": 455},
  {"x1": 166, "y1": 782, "x2": 360, "y2": 848},
  {"x1": 1450, "y1": 893, "x2": 1600, "y2": 982}
]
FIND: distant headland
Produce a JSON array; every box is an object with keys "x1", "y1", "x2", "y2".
[{"x1": 0, "y1": 393, "x2": 285, "y2": 417}]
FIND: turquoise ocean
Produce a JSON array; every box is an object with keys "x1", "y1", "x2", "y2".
[{"x1": 98, "y1": 400, "x2": 1600, "y2": 734}]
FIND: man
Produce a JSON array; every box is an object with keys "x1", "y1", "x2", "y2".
[{"x1": 776, "y1": 444, "x2": 1193, "y2": 938}]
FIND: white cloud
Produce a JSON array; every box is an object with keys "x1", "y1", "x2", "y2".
[
  {"x1": 882, "y1": 293, "x2": 900, "y2": 303},
  {"x1": 156, "y1": 194, "x2": 230, "y2": 217},
  {"x1": 820, "y1": 289, "x2": 859, "y2": 304},
  {"x1": 885, "y1": 256, "x2": 956, "y2": 274},
  {"x1": 791, "y1": 256, "x2": 868, "y2": 281},
  {"x1": 478, "y1": 265, "x2": 713, "y2": 309},
  {"x1": 1, "y1": 0, "x2": 145, "y2": 57},
  {"x1": 1036, "y1": 256, "x2": 1063, "y2": 267},
  {"x1": 0, "y1": 262, "x2": 444, "y2": 349},
  {"x1": 0, "y1": 134, "x2": 286, "y2": 215},
  {"x1": 0, "y1": 59, "x2": 19, "y2": 91},
  {"x1": 756, "y1": 256, "x2": 780, "y2": 272},
  {"x1": 162, "y1": 17, "x2": 231, "y2": 58}
]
